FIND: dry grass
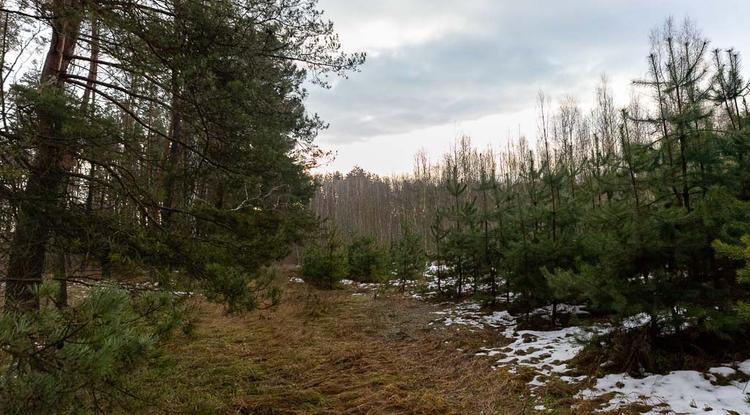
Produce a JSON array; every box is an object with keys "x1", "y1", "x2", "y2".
[
  {"x1": 0, "y1": 274, "x2": 643, "y2": 414},
  {"x1": 134, "y1": 278, "x2": 557, "y2": 414}
]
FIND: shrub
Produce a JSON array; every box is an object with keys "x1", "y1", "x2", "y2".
[
  {"x1": 347, "y1": 236, "x2": 388, "y2": 283},
  {"x1": 301, "y1": 227, "x2": 349, "y2": 289},
  {"x1": 0, "y1": 283, "x2": 184, "y2": 414},
  {"x1": 391, "y1": 222, "x2": 426, "y2": 290}
]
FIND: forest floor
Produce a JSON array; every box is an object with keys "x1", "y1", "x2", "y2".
[
  {"x1": 134, "y1": 273, "x2": 750, "y2": 414},
  {"x1": 134, "y1": 274, "x2": 624, "y2": 415}
]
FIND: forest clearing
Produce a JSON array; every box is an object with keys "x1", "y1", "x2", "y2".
[
  {"x1": 3, "y1": 0, "x2": 750, "y2": 413},
  {"x1": 132, "y1": 273, "x2": 750, "y2": 414}
]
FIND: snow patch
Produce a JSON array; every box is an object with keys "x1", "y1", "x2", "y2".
[
  {"x1": 578, "y1": 367, "x2": 750, "y2": 414},
  {"x1": 490, "y1": 325, "x2": 608, "y2": 380},
  {"x1": 413, "y1": 273, "x2": 750, "y2": 414},
  {"x1": 708, "y1": 366, "x2": 736, "y2": 377},
  {"x1": 531, "y1": 304, "x2": 589, "y2": 318},
  {"x1": 622, "y1": 312, "x2": 651, "y2": 330},
  {"x1": 435, "y1": 300, "x2": 605, "y2": 386},
  {"x1": 738, "y1": 360, "x2": 750, "y2": 376}
]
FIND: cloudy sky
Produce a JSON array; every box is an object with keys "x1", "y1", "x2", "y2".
[{"x1": 306, "y1": 0, "x2": 750, "y2": 175}]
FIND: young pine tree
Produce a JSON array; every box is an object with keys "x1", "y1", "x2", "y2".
[
  {"x1": 302, "y1": 226, "x2": 349, "y2": 289},
  {"x1": 391, "y1": 221, "x2": 426, "y2": 292},
  {"x1": 347, "y1": 236, "x2": 388, "y2": 283}
]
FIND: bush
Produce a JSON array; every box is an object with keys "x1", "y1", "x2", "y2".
[
  {"x1": 0, "y1": 283, "x2": 184, "y2": 414},
  {"x1": 391, "y1": 222, "x2": 426, "y2": 290},
  {"x1": 301, "y1": 227, "x2": 349, "y2": 289},
  {"x1": 201, "y1": 264, "x2": 282, "y2": 313},
  {"x1": 347, "y1": 236, "x2": 388, "y2": 283}
]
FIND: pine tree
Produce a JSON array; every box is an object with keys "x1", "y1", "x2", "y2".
[
  {"x1": 391, "y1": 221, "x2": 425, "y2": 292},
  {"x1": 348, "y1": 235, "x2": 388, "y2": 283},
  {"x1": 2, "y1": 0, "x2": 364, "y2": 311},
  {"x1": 0, "y1": 0, "x2": 362, "y2": 408},
  {"x1": 430, "y1": 210, "x2": 449, "y2": 295},
  {"x1": 302, "y1": 225, "x2": 349, "y2": 289}
]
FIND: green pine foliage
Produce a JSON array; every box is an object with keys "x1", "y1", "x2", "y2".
[
  {"x1": 0, "y1": 0, "x2": 362, "y2": 409},
  {"x1": 390, "y1": 222, "x2": 426, "y2": 291},
  {"x1": 713, "y1": 234, "x2": 750, "y2": 284},
  {"x1": 347, "y1": 236, "x2": 389, "y2": 283},
  {"x1": 312, "y1": 20, "x2": 750, "y2": 360},
  {"x1": 422, "y1": 21, "x2": 750, "y2": 345},
  {"x1": 302, "y1": 227, "x2": 349, "y2": 289},
  {"x1": 713, "y1": 233, "x2": 750, "y2": 329},
  {"x1": 0, "y1": 284, "x2": 184, "y2": 414}
]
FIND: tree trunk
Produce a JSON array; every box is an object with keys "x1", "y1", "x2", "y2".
[
  {"x1": 4, "y1": 0, "x2": 83, "y2": 311},
  {"x1": 54, "y1": 246, "x2": 68, "y2": 308},
  {"x1": 160, "y1": 73, "x2": 183, "y2": 228}
]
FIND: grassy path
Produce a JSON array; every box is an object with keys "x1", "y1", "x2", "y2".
[{"x1": 137, "y1": 278, "x2": 564, "y2": 414}]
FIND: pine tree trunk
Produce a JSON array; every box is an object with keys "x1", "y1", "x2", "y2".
[
  {"x1": 4, "y1": 0, "x2": 83, "y2": 311},
  {"x1": 161, "y1": 73, "x2": 183, "y2": 228},
  {"x1": 54, "y1": 247, "x2": 68, "y2": 308}
]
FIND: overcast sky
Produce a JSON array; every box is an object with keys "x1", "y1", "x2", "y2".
[{"x1": 307, "y1": 0, "x2": 750, "y2": 175}]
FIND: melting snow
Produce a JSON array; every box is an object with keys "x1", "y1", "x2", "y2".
[
  {"x1": 531, "y1": 304, "x2": 590, "y2": 318},
  {"x1": 622, "y1": 312, "x2": 652, "y2": 330},
  {"x1": 578, "y1": 364, "x2": 750, "y2": 414},
  {"x1": 708, "y1": 366, "x2": 736, "y2": 377},
  {"x1": 491, "y1": 325, "x2": 607, "y2": 377},
  {"x1": 435, "y1": 302, "x2": 515, "y2": 332},
  {"x1": 435, "y1": 300, "x2": 606, "y2": 384},
  {"x1": 431, "y1": 298, "x2": 750, "y2": 414}
]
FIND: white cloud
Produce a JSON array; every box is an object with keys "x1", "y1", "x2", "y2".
[
  {"x1": 319, "y1": 0, "x2": 482, "y2": 53},
  {"x1": 336, "y1": 18, "x2": 467, "y2": 55},
  {"x1": 310, "y1": 0, "x2": 750, "y2": 174}
]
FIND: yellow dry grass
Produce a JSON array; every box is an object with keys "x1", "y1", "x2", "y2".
[{"x1": 136, "y1": 279, "x2": 556, "y2": 414}]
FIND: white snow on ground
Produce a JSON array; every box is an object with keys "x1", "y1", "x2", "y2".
[
  {"x1": 432, "y1": 302, "x2": 515, "y2": 332},
  {"x1": 425, "y1": 263, "x2": 450, "y2": 275},
  {"x1": 531, "y1": 304, "x2": 589, "y2": 318},
  {"x1": 433, "y1": 300, "x2": 604, "y2": 383},
  {"x1": 578, "y1": 363, "x2": 750, "y2": 414},
  {"x1": 342, "y1": 278, "x2": 418, "y2": 296},
  {"x1": 620, "y1": 310, "x2": 696, "y2": 335},
  {"x1": 739, "y1": 360, "x2": 750, "y2": 375},
  {"x1": 171, "y1": 291, "x2": 194, "y2": 297},
  {"x1": 431, "y1": 298, "x2": 750, "y2": 414},
  {"x1": 423, "y1": 275, "x2": 512, "y2": 301},
  {"x1": 490, "y1": 325, "x2": 606, "y2": 377},
  {"x1": 622, "y1": 312, "x2": 652, "y2": 330},
  {"x1": 350, "y1": 281, "x2": 380, "y2": 291},
  {"x1": 708, "y1": 366, "x2": 736, "y2": 377}
]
